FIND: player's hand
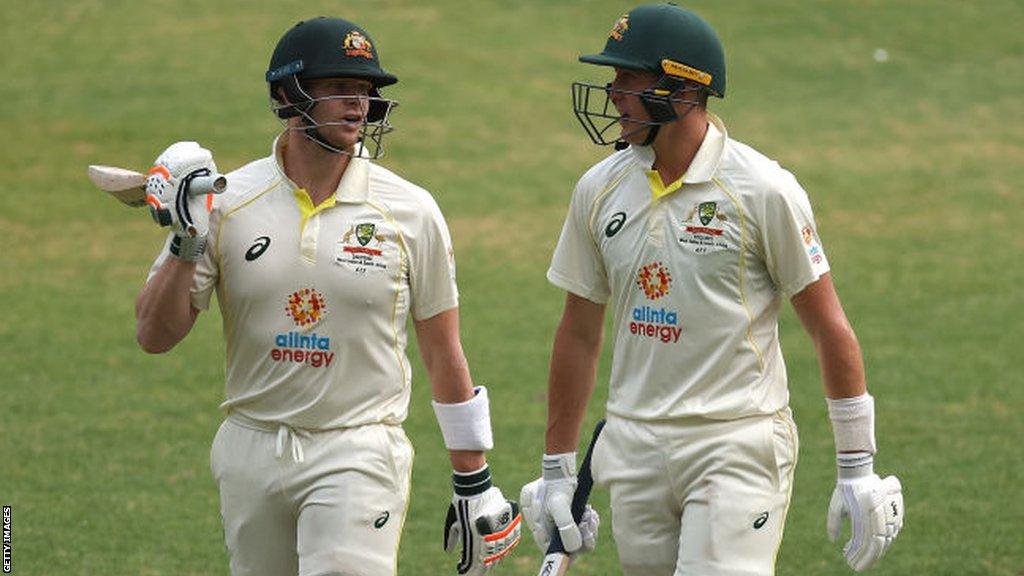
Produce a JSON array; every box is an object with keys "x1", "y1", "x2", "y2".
[
  {"x1": 520, "y1": 475, "x2": 599, "y2": 555},
  {"x1": 443, "y1": 466, "x2": 522, "y2": 575},
  {"x1": 827, "y1": 453, "x2": 904, "y2": 572},
  {"x1": 144, "y1": 141, "x2": 223, "y2": 260}
]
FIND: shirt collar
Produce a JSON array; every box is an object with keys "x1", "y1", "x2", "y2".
[
  {"x1": 629, "y1": 112, "x2": 728, "y2": 186},
  {"x1": 273, "y1": 134, "x2": 370, "y2": 204}
]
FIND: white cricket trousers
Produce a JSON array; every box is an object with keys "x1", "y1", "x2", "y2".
[
  {"x1": 591, "y1": 409, "x2": 799, "y2": 576},
  {"x1": 210, "y1": 414, "x2": 414, "y2": 576}
]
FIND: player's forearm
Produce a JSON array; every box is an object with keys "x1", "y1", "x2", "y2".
[
  {"x1": 414, "y1": 309, "x2": 488, "y2": 472},
  {"x1": 545, "y1": 318, "x2": 602, "y2": 454},
  {"x1": 813, "y1": 321, "x2": 867, "y2": 399},
  {"x1": 427, "y1": 354, "x2": 488, "y2": 472},
  {"x1": 135, "y1": 258, "x2": 198, "y2": 353}
]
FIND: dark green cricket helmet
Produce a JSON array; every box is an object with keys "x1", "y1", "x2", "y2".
[
  {"x1": 266, "y1": 17, "x2": 397, "y2": 120},
  {"x1": 581, "y1": 3, "x2": 725, "y2": 97}
]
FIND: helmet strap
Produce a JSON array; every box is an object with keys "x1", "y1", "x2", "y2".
[{"x1": 637, "y1": 76, "x2": 704, "y2": 147}]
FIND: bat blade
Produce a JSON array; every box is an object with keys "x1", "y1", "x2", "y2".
[
  {"x1": 536, "y1": 419, "x2": 607, "y2": 576},
  {"x1": 87, "y1": 165, "x2": 147, "y2": 207}
]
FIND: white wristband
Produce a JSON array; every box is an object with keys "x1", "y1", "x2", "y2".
[
  {"x1": 827, "y1": 393, "x2": 877, "y2": 454},
  {"x1": 432, "y1": 386, "x2": 494, "y2": 451}
]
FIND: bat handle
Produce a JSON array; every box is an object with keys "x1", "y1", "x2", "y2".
[{"x1": 188, "y1": 173, "x2": 227, "y2": 196}]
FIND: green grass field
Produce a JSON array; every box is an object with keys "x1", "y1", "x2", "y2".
[{"x1": 2, "y1": 1, "x2": 1022, "y2": 574}]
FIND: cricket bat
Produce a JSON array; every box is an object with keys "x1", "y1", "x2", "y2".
[
  {"x1": 537, "y1": 419, "x2": 606, "y2": 576},
  {"x1": 87, "y1": 164, "x2": 226, "y2": 207}
]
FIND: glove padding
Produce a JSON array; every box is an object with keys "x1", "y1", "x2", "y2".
[
  {"x1": 144, "y1": 141, "x2": 221, "y2": 260},
  {"x1": 443, "y1": 466, "x2": 522, "y2": 575},
  {"x1": 827, "y1": 453, "x2": 904, "y2": 572},
  {"x1": 520, "y1": 476, "x2": 599, "y2": 555}
]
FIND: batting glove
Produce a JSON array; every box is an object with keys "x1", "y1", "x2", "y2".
[
  {"x1": 144, "y1": 141, "x2": 224, "y2": 261},
  {"x1": 520, "y1": 476, "x2": 598, "y2": 555},
  {"x1": 519, "y1": 452, "x2": 599, "y2": 556},
  {"x1": 827, "y1": 453, "x2": 904, "y2": 572},
  {"x1": 443, "y1": 466, "x2": 522, "y2": 575}
]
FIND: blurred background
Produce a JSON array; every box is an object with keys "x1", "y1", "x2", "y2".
[{"x1": 1, "y1": 1, "x2": 1021, "y2": 574}]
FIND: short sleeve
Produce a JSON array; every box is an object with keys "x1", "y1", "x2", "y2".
[
  {"x1": 762, "y1": 171, "x2": 830, "y2": 298},
  {"x1": 547, "y1": 181, "x2": 610, "y2": 304},
  {"x1": 408, "y1": 198, "x2": 459, "y2": 321}
]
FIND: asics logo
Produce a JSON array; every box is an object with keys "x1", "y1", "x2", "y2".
[
  {"x1": 374, "y1": 510, "x2": 390, "y2": 529},
  {"x1": 605, "y1": 211, "x2": 626, "y2": 237},
  {"x1": 245, "y1": 236, "x2": 271, "y2": 261},
  {"x1": 753, "y1": 511, "x2": 769, "y2": 529}
]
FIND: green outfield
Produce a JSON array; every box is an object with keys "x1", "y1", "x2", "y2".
[{"x1": 2, "y1": 1, "x2": 1021, "y2": 574}]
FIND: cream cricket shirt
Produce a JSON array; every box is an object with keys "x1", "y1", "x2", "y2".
[
  {"x1": 549, "y1": 114, "x2": 830, "y2": 421},
  {"x1": 150, "y1": 138, "x2": 458, "y2": 429}
]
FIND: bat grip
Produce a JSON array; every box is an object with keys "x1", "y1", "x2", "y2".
[{"x1": 188, "y1": 173, "x2": 227, "y2": 195}]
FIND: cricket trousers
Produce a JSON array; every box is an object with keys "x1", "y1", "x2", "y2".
[
  {"x1": 591, "y1": 409, "x2": 799, "y2": 576},
  {"x1": 210, "y1": 414, "x2": 414, "y2": 576}
]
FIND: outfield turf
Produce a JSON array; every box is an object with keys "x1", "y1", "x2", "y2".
[{"x1": 1, "y1": 1, "x2": 1022, "y2": 574}]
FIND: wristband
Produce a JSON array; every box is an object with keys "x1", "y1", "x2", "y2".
[
  {"x1": 827, "y1": 393, "x2": 877, "y2": 454},
  {"x1": 433, "y1": 386, "x2": 494, "y2": 451},
  {"x1": 453, "y1": 465, "x2": 493, "y2": 497},
  {"x1": 836, "y1": 451, "x2": 874, "y2": 480},
  {"x1": 169, "y1": 234, "x2": 207, "y2": 262}
]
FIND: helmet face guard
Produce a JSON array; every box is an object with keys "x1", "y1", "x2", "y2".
[
  {"x1": 269, "y1": 72, "x2": 398, "y2": 159},
  {"x1": 571, "y1": 76, "x2": 706, "y2": 147}
]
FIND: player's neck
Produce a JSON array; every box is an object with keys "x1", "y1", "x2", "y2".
[
  {"x1": 650, "y1": 109, "x2": 708, "y2": 185},
  {"x1": 282, "y1": 131, "x2": 352, "y2": 206}
]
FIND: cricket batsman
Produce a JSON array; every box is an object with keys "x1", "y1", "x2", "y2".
[
  {"x1": 134, "y1": 17, "x2": 520, "y2": 575},
  {"x1": 520, "y1": 4, "x2": 904, "y2": 574}
]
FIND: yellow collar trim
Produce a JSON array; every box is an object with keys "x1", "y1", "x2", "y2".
[
  {"x1": 645, "y1": 169, "x2": 686, "y2": 201},
  {"x1": 294, "y1": 188, "x2": 337, "y2": 231}
]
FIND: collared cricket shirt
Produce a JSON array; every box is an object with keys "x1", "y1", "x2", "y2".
[
  {"x1": 149, "y1": 137, "x2": 458, "y2": 429},
  {"x1": 549, "y1": 114, "x2": 830, "y2": 420}
]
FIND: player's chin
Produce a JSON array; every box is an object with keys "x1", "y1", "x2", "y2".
[
  {"x1": 322, "y1": 124, "x2": 364, "y2": 146},
  {"x1": 619, "y1": 123, "x2": 652, "y2": 144}
]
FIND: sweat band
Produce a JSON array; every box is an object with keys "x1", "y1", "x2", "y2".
[
  {"x1": 432, "y1": 386, "x2": 494, "y2": 451},
  {"x1": 827, "y1": 393, "x2": 877, "y2": 454}
]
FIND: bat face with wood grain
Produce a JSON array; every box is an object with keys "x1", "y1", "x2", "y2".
[{"x1": 537, "y1": 419, "x2": 606, "y2": 576}]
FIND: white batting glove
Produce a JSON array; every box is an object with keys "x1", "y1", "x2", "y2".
[
  {"x1": 519, "y1": 453, "x2": 599, "y2": 556},
  {"x1": 827, "y1": 453, "x2": 904, "y2": 572},
  {"x1": 144, "y1": 141, "x2": 222, "y2": 261},
  {"x1": 443, "y1": 466, "x2": 522, "y2": 575},
  {"x1": 520, "y1": 474, "x2": 598, "y2": 555}
]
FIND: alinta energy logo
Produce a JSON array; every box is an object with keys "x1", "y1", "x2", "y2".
[
  {"x1": 636, "y1": 261, "x2": 672, "y2": 300},
  {"x1": 631, "y1": 262, "x2": 682, "y2": 344},
  {"x1": 272, "y1": 289, "x2": 335, "y2": 368}
]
